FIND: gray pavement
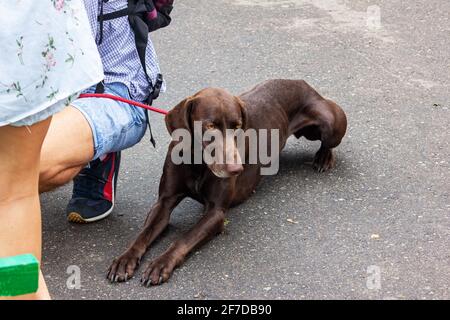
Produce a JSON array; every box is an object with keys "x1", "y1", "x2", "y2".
[{"x1": 41, "y1": 0, "x2": 450, "y2": 299}]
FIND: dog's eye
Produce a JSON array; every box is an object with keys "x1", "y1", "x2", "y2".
[{"x1": 205, "y1": 123, "x2": 215, "y2": 130}]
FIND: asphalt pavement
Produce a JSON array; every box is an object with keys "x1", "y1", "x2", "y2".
[{"x1": 41, "y1": 0, "x2": 450, "y2": 299}]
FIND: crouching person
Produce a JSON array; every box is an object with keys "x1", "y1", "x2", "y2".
[{"x1": 39, "y1": 0, "x2": 174, "y2": 223}]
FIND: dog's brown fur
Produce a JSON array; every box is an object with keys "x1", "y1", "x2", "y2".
[{"x1": 107, "y1": 79, "x2": 347, "y2": 285}]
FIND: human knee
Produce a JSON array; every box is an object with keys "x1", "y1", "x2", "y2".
[
  {"x1": 0, "y1": 186, "x2": 36, "y2": 205},
  {"x1": 39, "y1": 165, "x2": 74, "y2": 192}
]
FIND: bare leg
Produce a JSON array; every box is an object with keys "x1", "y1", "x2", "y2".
[
  {"x1": 141, "y1": 205, "x2": 225, "y2": 286},
  {"x1": 39, "y1": 106, "x2": 94, "y2": 193},
  {"x1": 0, "y1": 118, "x2": 52, "y2": 300}
]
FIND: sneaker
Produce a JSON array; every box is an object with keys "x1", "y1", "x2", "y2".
[{"x1": 66, "y1": 152, "x2": 121, "y2": 223}]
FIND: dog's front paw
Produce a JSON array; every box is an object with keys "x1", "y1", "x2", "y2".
[
  {"x1": 313, "y1": 148, "x2": 336, "y2": 173},
  {"x1": 140, "y1": 252, "x2": 179, "y2": 287},
  {"x1": 107, "y1": 250, "x2": 141, "y2": 283}
]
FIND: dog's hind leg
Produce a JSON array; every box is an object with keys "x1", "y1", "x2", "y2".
[
  {"x1": 295, "y1": 123, "x2": 336, "y2": 172},
  {"x1": 312, "y1": 100, "x2": 347, "y2": 172},
  {"x1": 291, "y1": 99, "x2": 347, "y2": 172}
]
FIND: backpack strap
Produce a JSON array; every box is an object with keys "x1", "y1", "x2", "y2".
[
  {"x1": 101, "y1": 8, "x2": 129, "y2": 20},
  {"x1": 127, "y1": 8, "x2": 158, "y2": 147},
  {"x1": 97, "y1": 0, "x2": 166, "y2": 147},
  {"x1": 144, "y1": 73, "x2": 163, "y2": 148},
  {"x1": 127, "y1": 12, "x2": 152, "y2": 91},
  {"x1": 97, "y1": 0, "x2": 167, "y2": 100}
]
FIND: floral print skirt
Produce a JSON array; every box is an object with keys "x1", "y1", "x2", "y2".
[{"x1": 0, "y1": 0, "x2": 104, "y2": 127}]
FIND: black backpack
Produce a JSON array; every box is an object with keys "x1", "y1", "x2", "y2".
[
  {"x1": 97, "y1": 0, "x2": 174, "y2": 147},
  {"x1": 98, "y1": 0, "x2": 174, "y2": 104}
]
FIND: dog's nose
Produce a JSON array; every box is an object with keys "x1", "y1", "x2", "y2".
[{"x1": 226, "y1": 164, "x2": 244, "y2": 176}]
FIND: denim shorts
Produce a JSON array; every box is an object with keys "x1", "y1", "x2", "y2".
[{"x1": 71, "y1": 82, "x2": 147, "y2": 160}]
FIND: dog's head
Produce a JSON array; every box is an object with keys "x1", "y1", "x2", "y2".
[{"x1": 166, "y1": 88, "x2": 248, "y2": 178}]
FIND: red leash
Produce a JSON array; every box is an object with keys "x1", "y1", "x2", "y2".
[{"x1": 78, "y1": 93, "x2": 169, "y2": 115}]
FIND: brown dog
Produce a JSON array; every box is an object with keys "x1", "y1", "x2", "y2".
[{"x1": 107, "y1": 79, "x2": 347, "y2": 286}]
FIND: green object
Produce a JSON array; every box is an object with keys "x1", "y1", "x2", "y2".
[{"x1": 0, "y1": 254, "x2": 39, "y2": 297}]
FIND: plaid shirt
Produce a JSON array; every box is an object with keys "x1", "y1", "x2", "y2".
[{"x1": 83, "y1": 0, "x2": 164, "y2": 102}]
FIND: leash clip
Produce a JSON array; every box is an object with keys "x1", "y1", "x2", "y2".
[
  {"x1": 145, "y1": 74, "x2": 163, "y2": 148},
  {"x1": 151, "y1": 73, "x2": 163, "y2": 101}
]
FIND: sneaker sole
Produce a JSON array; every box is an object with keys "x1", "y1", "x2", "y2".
[{"x1": 67, "y1": 172, "x2": 116, "y2": 224}]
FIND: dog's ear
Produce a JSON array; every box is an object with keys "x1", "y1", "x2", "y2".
[
  {"x1": 165, "y1": 96, "x2": 195, "y2": 134},
  {"x1": 236, "y1": 97, "x2": 249, "y2": 130}
]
